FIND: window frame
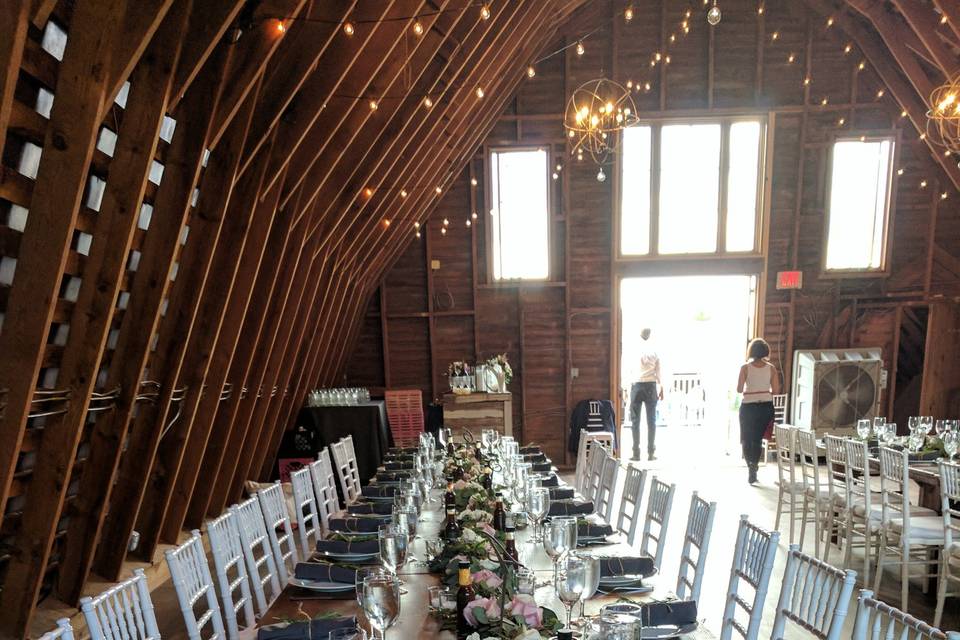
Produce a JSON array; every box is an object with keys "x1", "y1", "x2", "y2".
[
  {"x1": 615, "y1": 114, "x2": 770, "y2": 261},
  {"x1": 485, "y1": 145, "x2": 553, "y2": 283},
  {"x1": 821, "y1": 130, "x2": 899, "y2": 278}
]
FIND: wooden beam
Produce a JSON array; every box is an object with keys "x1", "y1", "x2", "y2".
[
  {"x1": 933, "y1": 0, "x2": 960, "y2": 44},
  {"x1": 0, "y1": 1, "x2": 30, "y2": 165},
  {"x1": 891, "y1": 0, "x2": 957, "y2": 77},
  {"x1": 29, "y1": 0, "x2": 56, "y2": 29},
  {"x1": 169, "y1": 0, "x2": 246, "y2": 104},
  {"x1": 90, "y1": 46, "x2": 235, "y2": 582},
  {"x1": 45, "y1": 1, "x2": 193, "y2": 605},
  {"x1": 105, "y1": 0, "x2": 177, "y2": 109},
  {"x1": 129, "y1": 83, "x2": 265, "y2": 561},
  {"x1": 0, "y1": 0, "x2": 129, "y2": 543}
]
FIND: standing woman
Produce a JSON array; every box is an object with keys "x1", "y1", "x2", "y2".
[{"x1": 737, "y1": 338, "x2": 780, "y2": 485}]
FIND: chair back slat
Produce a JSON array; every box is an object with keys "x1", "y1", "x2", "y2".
[
  {"x1": 823, "y1": 435, "x2": 848, "y2": 502},
  {"x1": 232, "y1": 497, "x2": 281, "y2": 615},
  {"x1": 616, "y1": 466, "x2": 647, "y2": 545},
  {"x1": 640, "y1": 476, "x2": 676, "y2": 570},
  {"x1": 81, "y1": 569, "x2": 161, "y2": 640},
  {"x1": 576, "y1": 432, "x2": 614, "y2": 496},
  {"x1": 939, "y1": 460, "x2": 960, "y2": 549},
  {"x1": 877, "y1": 446, "x2": 911, "y2": 527},
  {"x1": 330, "y1": 438, "x2": 362, "y2": 504},
  {"x1": 796, "y1": 430, "x2": 822, "y2": 497},
  {"x1": 720, "y1": 515, "x2": 780, "y2": 640},
  {"x1": 256, "y1": 481, "x2": 299, "y2": 585},
  {"x1": 164, "y1": 530, "x2": 227, "y2": 640},
  {"x1": 206, "y1": 510, "x2": 256, "y2": 638},
  {"x1": 844, "y1": 439, "x2": 873, "y2": 514},
  {"x1": 595, "y1": 454, "x2": 620, "y2": 523},
  {"x1": 775, "y1": 425, "x2": 797, "y2": 488},
  {"x1": 310, "y1": 449, "x2": 341, "y2": 532},
  {"x1": 290, "y1": 467, "x2": 323, "y2": 558},
  {"x1": 852, "y1": 589, "x2": 960, "y2": 640},
  {"x1": 771, "y1": 545, "x2": 858, "y2": 640},
  {"x1": 675, "y1": 491, "x2": 717, "y2": 606}
]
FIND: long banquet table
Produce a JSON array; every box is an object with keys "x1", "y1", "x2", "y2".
[{"x1": 263, "y1": 472, "x2": 717, "y2": 638}]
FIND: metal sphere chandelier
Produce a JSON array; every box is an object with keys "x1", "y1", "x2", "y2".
[
  {"x1": 927, "y1": 74, "x2": 960, "y2": 154},
  {"x1": 564, "y1": 78, "x2": 640, "y2": 167}
]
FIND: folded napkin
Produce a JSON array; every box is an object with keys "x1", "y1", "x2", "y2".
[
  {"x1": 548, "y1": 500, "x2": 593, "y2": 516},
  {"x1": 578, "y1": 522, "x2": 614, "y2": 538},
  {"x1": 389, "y1": 446, "x2": 418, "y2": 454},
  {"x1": 638, "y1": 600, "x2": 698, "y2": 627},
  {"x1": 362, "y1": 485, "x2": 398, "y2": 498},
  {"x1": 519, "y1": 446, "x2": 542, "y2": 454},
  {"x1": 257, "y1": 617, "x2": 357, "y2": 640},
  {"x1": 384, "y1": 461, "x2": 415, "y2": 471},
  {"x1": 598, "y1": 556, "x2": 656, "y2": 578},
  {"x1": 532, "y1": 462, "x2": 553, "y2": 472},
  {"x1": 294, "y1": 562, "x2": 356, "y2": 583},
  {"x1": 549, "y1": 487, "x2": 575, "y2": 500},
  {"x1": 540, "y1": 474, "x2": 559, "y2": 487},
  {"x1": 523, "y1": 453, "x2": 547, "y2": 463},
  {"x1": 316, "y1": 539, "x2": 380, "y2": 554},
  {"x1": 375, "y1": 471, "x2": 411, "y2": 482},
  {"x1": 348, "y1": 502, "x2": 393, "y2": 515},
  {"x1": 327, "y1": 517, "x2": 389, "y2": 533}
]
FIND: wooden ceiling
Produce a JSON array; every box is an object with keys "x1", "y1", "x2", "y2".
[{"x1": 0, "y1": 0, "x2": 958, "y2": 636}]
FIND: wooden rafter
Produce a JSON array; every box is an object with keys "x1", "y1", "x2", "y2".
[
  {"x1": 892, "y1": 0, "x2": 959, "y2": 77},
  {"x1": 934, "y1": 0, "x2": 960, "y2": 43},
  {"x1": 0, "y1": 2, "x2": 30, "y2": 165}
]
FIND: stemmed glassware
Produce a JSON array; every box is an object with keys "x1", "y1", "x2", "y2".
[
  {"x1": 575, "y1": 554, "x2": 601, "y2": 625},
  {"x1": 554, "y1": 554, "x2": 587, "y2": 628},
  {"x1": 362, "y1": 574, "x2": 401, "y2": 639},
  {"x1": 920, "y1": 416, "x2": 934, "y2": 436},
  {"x1": 527, "y1": 488, "x2": 550, "y2": 543},
  {"x1": 856, "y1": 419, "x2": 871, "y2": 441},
  {"x1": 544, "y1": 516, "x2": 578, "y2": 580},
  {"x1": 378, "y1": 525, "x2": 408, "y2": 593},
  {"x1": 881, "y1": 423, "x2": 897, "y2": 446},
  {"x1": 943, "y1": 431, "x2": 959, "y2": 461}
]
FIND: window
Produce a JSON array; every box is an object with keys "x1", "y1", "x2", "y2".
[
  {"x1": 620, "y1": 118, "x2": 766, "y2": 256},
  {"x1": 824, "y1": 136, "x2": 895, "y2": 272},
  {"x1": 489, "y1": 148, "x2": 550, "y2": 280}
]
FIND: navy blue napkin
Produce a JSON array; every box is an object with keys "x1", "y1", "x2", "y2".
[
  {"x1": 294, "y1": 562, "x2": 356, "y2": 583},
  {"x1": 598, "y1": 556, "x2": 656, "y2": 578},
  {"x1": 548, "y1": 500, "x2": 593, "y2": 516},
  {"x1": 348, "y1": 502, "x2": 393, "y2": 515},
  {"x1": 327, "y1": 517, "x2": 389, "y2": 533},
  {"x1": 257, "y1": 617, "x2": 357, "y2": 640},
  {"x1": 361, "y1": 485, "x2": 398, "y2": 497},
  {"x1": 639, "y1": 600, "x2": 698, "y2": 626},
  {"x1": 316, "y1": 539, "x2": 380, "y2": 554},
  {"x1": 549, "y1": 487, "x2": 575, "y2": 500}
]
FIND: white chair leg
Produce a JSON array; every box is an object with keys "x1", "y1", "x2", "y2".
[
  {"x1": 934, "y1": 556, "x2": 947, "y2": 628},
  {"x1": 873, "y1": 534, "x2": 885, "y2": 592},
  {"x1": 900, "y1": 545, "x2": 910, "y2": 612}
]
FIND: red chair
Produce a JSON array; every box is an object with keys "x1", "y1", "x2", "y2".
[{"x1": 385, "y1": 390, "x2": 424, "y2": 447}]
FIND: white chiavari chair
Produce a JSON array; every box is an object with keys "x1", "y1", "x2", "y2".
[
  {"x1": 595, "y1": 453, "x2": 620, "y2": 523},
  {"x1": 165, "y1": 530, "x2": 227, "y2": 640},
  {"x1": 584, "y1": 445, "x2": 607, "y2": 503},
  {"x1": 874, "y1": 446, "x2": 943, "y2": 612},
  {"x1": 770, "y1": 544, "x2": 857, "y2": 640},
  {"x1": 257, "y1": 481, "x2": 299, "y2": 585},
  {"x1": 761, "y1": 394, "x2": 789, "y2": 465},
  {"x1": 38, "y1": 619, "x2": 74, "y2": 640},
  {"x1": 774, "y1": 424, "x2": 804, "y2": 544},
  {"x1": 206, "y1": 510, "x2": 256, "y2": 639},
  {"x1": 852, "y1": 589, "x2": 960, "y2": 640},
  {"x1": 822, "y1": 434, "x2": 849, "y2": 562},
  {"x1": 675, "y1": 491, "x2": 717, "y2": 607},
  {"x1": 616, "y1": 465, "x2": 647, "y2": 546},
  {"x1": 289, "y1": 467, "x2": 322, "y2": 558},
  {"x1": 80, "y1": 569, "x2": 161, "y2": 640},
  {"x1": 231, "y1": 498, "x2": 281, "y2": 616},
  {"x1": 843, "y1": 438, "x2": 882, "y2": 586},
  {"x1": 575, "y1": 431, "x2": 614, "y2": 496},
  {"x1": 935, "y1": 460, "x2": 960, "y2": 627},
  {"x1": 796, "y1": 429, "x2": 831, "y2": 556},
  {"x1": 640, "y1": 476, "x2": 676, "y2": 571},
  {"x1": 330, "y1": 437, "x2": 362, "y2": 504},
  {"x1": 309, "y1": 450, "x2": 342, "y2": 533},
  {"x1": 343, "y1": 435, "x2": 361, "y2": 477},
  {"x1": 720, "y1": 515, "x2": 780, "y2": 640}
]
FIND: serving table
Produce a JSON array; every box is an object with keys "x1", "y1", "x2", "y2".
[
  {"x1": 441, "y1": 392, "x2": 513, "y2": 437},
  {"x1": 290, "y1": 402, "x2": 391, "y2": 482},
  {"x1": 262, "y1": 473, "x2": 716, "y2": 638}
]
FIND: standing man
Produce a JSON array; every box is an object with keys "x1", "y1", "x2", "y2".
[{"x1": 629, "y1": 328, "x2": 662, "y2": 461}]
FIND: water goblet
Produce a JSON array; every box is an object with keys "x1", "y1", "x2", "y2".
[
  {"x1": 575, "y1": 553, "x2": 601, "y2": 625},
  {"x1": 544, "y1": 516, "x2": 578, "y2": 579},
  {"x1": 527, "y1": 487, "x2": 550, "y2": 543},
  {"x1": 943, "y1": 432, "x2": 959, "y2": 461},
  {"x1": 920, "y1": 416, "x2": 934, "y2": 436},
  {"x1": 378, "y1": 525, "x2": 408, "y2": 592},
  {"x1": 555, "y1": 554, "x2": 587, "y2": 627},
  {"x1": 356, "y1": 567, "x2": 387, "y2": 607},
  {"x1": 856, "y1": 419, "x2": 871, "y2": 440},
  {"x1": 883, "y1": 423, "x2": 898, "y2": 445},
  {"x1": 362, "y1": 574, "x2": 401, "y2": 640},
  {"x1": 908, "y1": 416, "x2": 921, "y2": 436}
]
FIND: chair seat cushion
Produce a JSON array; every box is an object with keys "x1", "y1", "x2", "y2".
[
  {"x1": 851, "y1": 502, "x2": 935, "y2": 522},
  {"x1": 886, "y1": 516, "x2": 946, "y2": 544}
]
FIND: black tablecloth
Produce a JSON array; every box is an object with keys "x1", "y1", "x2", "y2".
[{"x1": 283, "y1": 402, "x2": 392, "y2": 485}]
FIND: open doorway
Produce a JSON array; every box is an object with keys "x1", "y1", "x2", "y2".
[{"x1": 619, "y1": 274, "x2": 758, "y2": 457}]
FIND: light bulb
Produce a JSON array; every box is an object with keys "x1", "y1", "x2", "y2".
[
  {"x1": 707, "y1": 4, "x2": 721, "y2": 25},
  {"x1": 480, "y1": 4, "x2": 491, "y2": 20},
  {"x1": 363, "y1": 187, "x2": 373, "y2": 197},
  {"x1": 414, "y1": 221, "x2": 420, "y2": 229},
  {"x1": 401, "y1": 190, "x2": 408, "y2": 198},
  {"x1": 876, "y1": 89, "x2": 884, "y2": 98},
  {"x1": 527, "y1": 66, "x2": 536, "y2": 78},
  {"x1": 275, "y1": 20, "x2": 286, "y2": 33},
  {"x1": 576, "y1": 41, "x2": 585, "y2": 56},
  {"x1": 471, "y1": 178, "x2": 478, "y2": 186},
  {"x1": 369, "y1": 99, "x2": 378, "y2": 110},
  {"x1": 435, "y1": 186, "x2": 442, "y2": 194},
  {"x1": 415, "y1": 231, "x2": 421, "y2": 238},
  {"x1": 788, "y1": 53, "x2": 796, "y2": 63},
  {"x1": 552, "y1": 172, "x2": 559, "y2": 180},
  {"x1": 596, "y1": 167, "x2": 607, "y2": 182},
  {"x1": 423, "y1": 96, "x2": 433, "y2": 108},
  {"x1": 382, "y1": 218, "x2": 391, "y2": 227},
  {"x1": 343, "y1": 22, "x2": 355, "y2": 36},
  {"x1": 466, "y1": 219, "x2": 472, "y2": 227},
  {"x1": 771, "y1": 31, "x2": 779, "y2": 40},
  {"x1": 897, "y1": 168, "x2": 904, "y2": 176},
  {"x1": 412, "y1": 21, "x2": 424, "y2": 36},
  {"x1": 476, "y1": 87, "x2": 485, "y2": 98},
  {"x1": 838, "y1": 117, "x2": 845, "y2": 126},
  {"x1": 844, "y1": 44, "x2": 852, "y2": 54},
  {"x1": 942, "y1": 192, "x2": 949, "y2": 200},
  {"x1": 625, "y1": 6, "x2": 634, "y2": 21},
  {"x1": 443, "y1": 217, "x2": 449, "y2": 225},
  {"x1": 826, "y1": 16, "x2": 834, "y2": 27},
  {"x1": 921, "y1": 180, "x2": 928, "y2": 188},
  {"x1": 440, "y1": 227, "x2": 447, "y2": 235},
  {"x1": 471, "y1": 211, "x2": 478, "y2": 219}
]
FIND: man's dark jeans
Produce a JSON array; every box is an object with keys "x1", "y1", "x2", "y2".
[{"x1": 629, "y1": 381, "x2": 658, "y2": 456}]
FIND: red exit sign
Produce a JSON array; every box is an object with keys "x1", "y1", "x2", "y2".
[{"x1": 776, "y1": 270, "x2": 803, "y2": 290}]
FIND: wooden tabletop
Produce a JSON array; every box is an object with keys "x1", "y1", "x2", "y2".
[{"x1": 263, "y1": 496, "x2": 717, "y2": 638}]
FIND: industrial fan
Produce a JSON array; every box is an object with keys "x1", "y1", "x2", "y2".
[{"x1": 790, "y1": 348, "x2": 885, "y2": 434}]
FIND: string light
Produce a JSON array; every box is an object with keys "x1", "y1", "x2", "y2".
[
  {"x1": 363, "y1": 187, "x2": 373, "y2": 198},
  {"x1": 941, "y1": 15, "x2": 949, "y2": 25},
  {"x1": 625, "y1": 5, "x2": 634, "y2": 21},
  {"x1": 435, "y1": 186, "x2": 443, "y2": 194},
  {"x1": 423, "y1": 97, "x2": 433, "y2": 109},
  {"x1": 942, "y1": 192, "x2": 949, "y2": 200},
  {"x1": 803, "y1": 76, "x2": 811, "y2": 86},
  {"x1": 368, "y1": 99, "x2": 378, "y2": 110},
  {"x1": 527, "y1": 66, "x2": 536, "y2": 78},
  {"x1": 275, "y1": 20, "x2": 287, "y2": 33},
  {"x1": 576, "y1": 41, "x2": 585, "y2": 56},
  {"x1": 821, "y1": 97, "x2": 828, "y2": 105},
  {"x1": 471, "y1": 211, "x2": 478, "y2": 220},
  {"x1": 475, "y1": 86, "x2": 485, "y2": 98},
  {"x1": 415, "y1": 230, "x2": 421, "y2": 238},
  {"x1": 826, "y1": 16, "x2": 834, "y2": 27},
  {"x1": 470, "y1": 178, "x2": 478, "y2": 186},
  {"x1": 343, "y1": 22, "x2": 355, "y2": 36},
  {"x1": 466, "y1": 219, "x2": 472, "y2": 227},
  {"x1": 441, "y1": 227, "x2": 447, "y2": 235},
  {"x1": 758, "y1": 5, "x2": 764, "y2": 15},
  {"x1": 837, "y1": 117, "x2": 845, "y2": 126},
  {"x1": 480, "y1": 3, "x2": 491, "y2": 20},
  {"x1": 552, "y1": 172, "x2": 559, "y2": 180},
  {"x1": 921, "y1": 180, "x2": 928, "y2": 188},
  {"x1": 897, "y1": 168, "x2": 904, "y2": 175},
  {"x1": 901, "y1": 110, "x2": 908, "y2": 118},
  {"x1": 876, "y1": 89, "x2": 885, "y2": 98},
  {"x1": 414, "y1": 221, "x2": 420, "y2": 229},
  {"x1": 771, "y1": 31, "x2": 779, "y2": 41},
  {"x1": 442, "y1": 217, "x2": 449, "y2": 226},
  {"x1": 401, "y1": 190, "x2": 408, "y2": 198},
  {"x1": 858, "y1": 61, "x2": 866, "y2": 71},
  {"x1": 382, "y1": 218, "x2": 391, "y2": 228},
  {"x1": 412, "y1": 21, "x2": 424, "y2": 36},
  {"x1": 844, "y1": 43, "x2": 852, "y2": 54},
  {"x1": 787, "y1": 53, "x2": 795, "y2": 64}
]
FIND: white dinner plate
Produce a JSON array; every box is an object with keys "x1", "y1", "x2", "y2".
[
  {"x1": 598, "y1": 574, "x2": 651, "y2": 587},
  {"x1": 314, "y1": 550, "x2": 379, "y2": 562},
  {"x1": 288, "y1": 578, "x2": 355, "y2": 593},
  {"x1": 640, "y1": 622, "x2": 699, "y2": 638}
]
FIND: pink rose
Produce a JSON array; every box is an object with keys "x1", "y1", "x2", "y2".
[
  {"x1": 462, "y1": 596, "x2": 501, "y2": 626},
  {"x1": 453, "y1": 479, "x2": 469, "y2": 491},
  {"x1": 506, "y1": 594, "x2": 543, "y2": 628},
  {"x1": 471, "y1": 568, "x2": 503, "y2": 589}
]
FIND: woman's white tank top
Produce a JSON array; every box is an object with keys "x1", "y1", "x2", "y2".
[{"x1": 743, "y1": 363, "x2": 773, "y2": 403}]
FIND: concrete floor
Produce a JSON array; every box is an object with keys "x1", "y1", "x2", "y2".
[{"x1": 147, "y1": 424, "x2": 959, "y2": 638}]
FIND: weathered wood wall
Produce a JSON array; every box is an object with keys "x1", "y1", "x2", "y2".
[{"x1": 344, "y1": 0, "x2": 960, "y2": 460}]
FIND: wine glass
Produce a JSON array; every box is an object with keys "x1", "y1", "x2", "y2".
[
  {"x1": 544, "y1": 517, "x2": 578, "y2": 580},
  {"x1": 527, "y1": 488, "x2": 550, "y2": 543},
  {"x1": 908, "y1": 416, "x2": 921, "y2": 436},
  {"x1": 575, "y1": 554, "x2": 601, "y2": 625},
  {"x1": 943, "y1": 432, "x2": 959, "y2": 461},
  {"x1": 936, "y1": 419, "x2": 949, "y2": 439},
  {"x1": 555, "y1": 554, "x2": 587, "y2": 627},
  {"x1": 882, "y1": 423, "x2": 898, "y2": 446},
  {"x1": 356, "y1": 567, "x2": 387, "y2": 607},
  {"x1": 920, "y1": 416, "x2": 934, "y2": 436},
  {"x1": 362, "y1": 575, "x2": 401, "y2": 639},
  {"x1": 378, "y1": 526, "x2": 408, "y2": 591},
  {"x1": 856, "y1": 419, "x2": 871, "y2": 441}
]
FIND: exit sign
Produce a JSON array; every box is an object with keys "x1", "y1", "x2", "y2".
[{"x1": 776, "y1": 270, "x2": 803, "y2": 290}]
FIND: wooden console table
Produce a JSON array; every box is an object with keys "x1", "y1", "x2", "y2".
[{"x1": 442, "y1": 392, "x2": 513, "y2": 437}]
